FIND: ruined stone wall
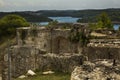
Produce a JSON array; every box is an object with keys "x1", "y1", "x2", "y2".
[
  {"x1": 84, "y1": 47, "x2": 120, "y2": 61},
  {"x1": 3, "y1": 46, "x2": 39, "y2": 79},
  {"x1": 88, "y1": 39, "x2": 120, "y2": 48},
  {"x1": 3, "y1": 26, "x2": 120, "y2": 80},
  {"x1": 3, "y1": 46, "x2": 120, "y2": 79},
  {"x1": 49, "y1": 30, "x2": 73, "y2": 53},
  {"x1": 2, "y1": 46, "x2": 85, "y2": 79},
  {"x1": 36, "y1": 53, "x2": 85, "y2": 73},
  {"x1": 17, "y1": 28, "x2": 79, "y2": 54},
  {"x1": 0, "y1": 61, "x2": 2, "y2": 80},
  {"x1": 1, "y1": 27, "x2": 85, "y2": 79}
]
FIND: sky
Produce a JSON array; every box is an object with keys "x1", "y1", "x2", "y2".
[{"x1": 0, "y1": 0, "x2": 120, "y2": 12}]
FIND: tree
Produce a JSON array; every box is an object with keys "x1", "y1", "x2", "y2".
[
  {"x1": 0, "y1": 14, "x2": 29, "y2": 39},
  {"x1": 97, "y1": 12, "x2": 113, "y2": 29},
  {"x1": 88, "y1": 12, "x2": 113, "y2": 30}
]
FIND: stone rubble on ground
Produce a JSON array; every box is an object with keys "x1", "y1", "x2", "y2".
[
  {"x1": 18, "y1": 70, "x2": 36, "y2": 79},
  {"x1": 71, "y1": 59, "x2": 120, "y2": 80},
  {"x1": 42, "y1": 71, "x2": 55, "y2": 75},
  {"x1": 26, "y1": 70, "x2": 36, "y2": 76},
  {"x1": 18, "y1": 75, "x2": 26, "y2": 79}
]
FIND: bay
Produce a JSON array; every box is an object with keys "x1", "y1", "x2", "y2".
[
  {"x1": 40, "y1": 16, "x2": 120, "y2": 30},
  {"x1": 40, "y1": 17, "x2": 80, "y2": 25},
  {"x1": 49, "y1": 17, "x2": 80, "y2": 23}
]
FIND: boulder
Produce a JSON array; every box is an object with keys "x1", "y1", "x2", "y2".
[{"x1": 27, "y1": 70, "x2": 36, "y2": 76}]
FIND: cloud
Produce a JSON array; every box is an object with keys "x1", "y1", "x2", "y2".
[
  {"x1": 1, "y1": 0, "x2": 120, "y2": 11},
  {"x1": 0, "y1": 0, "x2": 4, "y2": 6}
]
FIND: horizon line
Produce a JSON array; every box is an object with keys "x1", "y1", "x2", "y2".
[{"x1": 0, "y1": 8, "x2": 120, "y2": 12}]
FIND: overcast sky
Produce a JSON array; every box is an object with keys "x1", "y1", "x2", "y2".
[{"x1": 0, "y1": 0, "x2": 120, "y2": 12}]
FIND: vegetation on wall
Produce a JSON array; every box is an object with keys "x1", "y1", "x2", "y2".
[
  {"x1": 30, "y1": 27, "x2": 38, "y2": 37},
  {"x1": 69, "y1": 27, "x2": 80, "y2": 43},
  {"x1": 47, "y1": 20, "x2": 58, "y2": 29},
  {"x1": 69, "y1": 26, "x2": 88, "y2": 46}
]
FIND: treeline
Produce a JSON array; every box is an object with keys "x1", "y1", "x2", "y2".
[
  {"x1": 77, "y1": 9, "x2": 120, "y2": 23},
  {"x1": 37, "y1": 8, "x2": 120, "y2": 23},
  {"x1": 0, "y1": 12, "x2": 52, "y2": 22},
  {"x1": 0, "y1": 8, "x2": 120, "y2": 23}
]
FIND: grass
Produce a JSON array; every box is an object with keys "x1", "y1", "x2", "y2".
[{"x1": 15, "y1": 72, "x2": 71, "y2": 80}]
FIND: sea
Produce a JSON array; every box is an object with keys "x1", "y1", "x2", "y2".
[{"x1": 39, "y1": 17, "x2": 120, "y2": 30}]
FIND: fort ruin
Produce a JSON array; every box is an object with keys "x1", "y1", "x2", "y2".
[{"x1": 1, "y1": 23, "x2": 120, "y2": 79}]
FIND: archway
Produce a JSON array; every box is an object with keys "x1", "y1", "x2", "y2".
[{"x1": 52, "y1": 36, "x2": 70, "y2": 54}]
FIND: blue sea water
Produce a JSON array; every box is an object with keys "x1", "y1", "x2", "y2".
[
  {"x1": 40, "y1": 17, "x2": 80, "y2": 25},
  {"x1": 113, "y1": 24, "x2": 120, "y2": 30},
  {"x1": 40, "y1": 17, "x2": 120, "y2": 30},
  {"x1": 49, "y1": 17, "x2": 80, "y2": 23}
]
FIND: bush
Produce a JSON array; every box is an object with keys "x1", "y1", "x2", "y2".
[{"x1": 0, "y1": 14, "x2": 30, "y2": 41}]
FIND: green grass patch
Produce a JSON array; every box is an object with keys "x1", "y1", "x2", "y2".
[{"x1": 15, "y1": 72, "x2": 71, "y2": 80}]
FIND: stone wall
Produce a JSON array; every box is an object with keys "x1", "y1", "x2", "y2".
[
  {"x1": 17, "y1": 27, "x2": 80, "y2": 54},
  {"x1": 36, "y1": 53, "x2": 85, "y2": 73},
  {"x1": 2, "y1": 46, "x2": 85, "y2": 79},
  {"x1": 83, "y1": 47, "x2": 120, "y2": 60},
  {"x1": 0, "y1": 61, "x2": 2, "y2": 80},
  {"x1": 1, "y1": 26, "x2": 86, "y2": 79},
  {"x1": 2, "y1": 46, "x2": 39, "y2": 79},
  {"x1": 88, "y1": 39, "x2": 120, "y2": 48},
  {"x1": 3, "y1": 26, "x2": 120, "y2": 80}
]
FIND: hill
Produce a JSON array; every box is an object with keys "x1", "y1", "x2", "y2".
[
  {"x1": 36, "y1": 8, "x2": 120, "y2": 23},
  {"x1": 0, "y1": 8, "x2": 120, "y2": 23},
  {"x1": 0, "y1": 12, "x2": 52, "y2": 22}
]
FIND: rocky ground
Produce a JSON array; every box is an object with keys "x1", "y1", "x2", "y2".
[{"x1": 71, "y1": 59, "x2": 120, "y2": 80}]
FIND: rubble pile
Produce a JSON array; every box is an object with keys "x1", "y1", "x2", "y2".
[{"x1": 71, "y1": 59, "x2": 120, "y2": 80}]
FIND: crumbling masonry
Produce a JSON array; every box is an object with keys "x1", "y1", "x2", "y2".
[{"x1": 2, "y1": 24, "x2": 120, "y2": 79}]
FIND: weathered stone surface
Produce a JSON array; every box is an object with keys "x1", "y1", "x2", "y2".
[
  {"x1": 84, "y1": 47, "x2": 120, "y2": 61},
  {"x1": 71, "y1": 60, "x2": 120, "y2": 80},
  {"x1": 38, "y1": 53, "x2": 86, "y2": 73},
  {"x1": 2, "y1": 25, "x2": 120, "y2": 80},
  {"x1": 17, "y1": 27, "x2": 80, "y2": 54},
  {"x1": 2, "y1": 45, "x2": 86, "y2": 79}
]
